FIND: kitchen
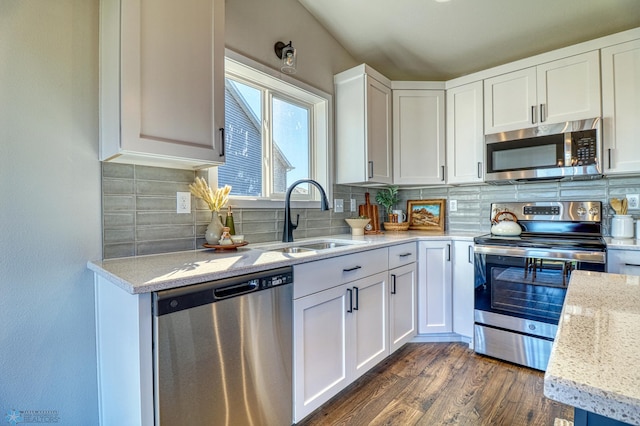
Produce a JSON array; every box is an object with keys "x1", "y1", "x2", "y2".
[{"x1": 2, "y1": 1, "x2": 640, "y2": 426}]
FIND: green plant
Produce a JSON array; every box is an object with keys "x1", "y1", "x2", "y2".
[{"x1": 375, "y1": 186, "x2": 399, "y2": 215}]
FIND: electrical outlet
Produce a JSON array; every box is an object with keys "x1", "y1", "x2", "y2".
[
  {"x1": 334, "y1": 199, "x2": 344, "y2": 213},
  {"x1": 627, "y1": 194, "x2": 640, "y2": 210},
  {"x1": 177, "y1": 192, "x2": 191, "y2": 213},
  {"x1": 350, "y1": 199, "x2": 356, "y2": 212},
  {"x1": 450, "y1": 199, "x2": 458, "y2": 212}
]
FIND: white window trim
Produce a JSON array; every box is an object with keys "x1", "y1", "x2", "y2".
[{"x1": 210, "y1": 49, "x2": 333, "y2": 209}]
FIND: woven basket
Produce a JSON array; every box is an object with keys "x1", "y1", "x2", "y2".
[{"x1": 383, "y1": 222, "x2": 410, "y2": 231}]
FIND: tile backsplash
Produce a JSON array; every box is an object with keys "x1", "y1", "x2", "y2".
[{"x1": 101, "y1": 163, "x2": 640, "y2": 259}]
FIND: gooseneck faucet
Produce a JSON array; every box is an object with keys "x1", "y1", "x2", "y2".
[{"x1": 282, "y1": 179, "x2": 330, "y2": 242}]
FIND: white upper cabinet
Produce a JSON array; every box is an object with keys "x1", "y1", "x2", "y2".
[
  {"x1": 484, "y1": 51, "x2": 601, "y2": 134},
  {"x1": 446, "y1": 81, "x2": 484, "y2": 184},
  {"x1": 602, "y1": 39, "x2": 640, "y2": 175},
  {"x1": 100, "y1": 0, "x2": 225, "y2": 169},
  {"x1": 335, "y1": 65, "x2": 393, "y2": 185},
  {"x1": 392, "y1": 88, "x2": 446, "y2": 185}
]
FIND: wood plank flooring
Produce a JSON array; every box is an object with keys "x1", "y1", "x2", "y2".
[{"x1": 297, "y1": 342, "x2": 573, "y2": 426}]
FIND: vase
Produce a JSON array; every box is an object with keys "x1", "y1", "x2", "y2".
[{"x1": 205, "y1": 212, "x2": 224, "y2": 244}]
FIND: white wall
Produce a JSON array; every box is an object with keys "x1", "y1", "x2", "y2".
[
  {"x1": 0, "y1": 1, "x2": 102, "y2": 423},
  {"x1": 226, "y1": 0, "x2": 358, "y2": 94}
]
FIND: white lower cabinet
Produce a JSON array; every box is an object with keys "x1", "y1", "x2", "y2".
[
  {"x1": 292, "y1": 249, "x2": 389, "y2": 422},
  {"x1": 388, "y1": 243, "x2": 417, "y2": 353},
  {"x1": 452, "y1": 241, "x2": 475, "y2": 346},
  {"x1": 417, "y1": 241, "x2": 453, "y2": 334},
  {"x1": 608, "y1": 249, "x2": 640, "y2": 275},
  {"x1": 389, "y1": 263, "x2": 417, "y2": 353}
]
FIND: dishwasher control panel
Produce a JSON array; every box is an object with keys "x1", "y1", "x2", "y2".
[
  {"x1": 262, "y1": 270, "x2": 293, "y2": 288},
  {"x1": 154, "y1": 266, "x2": 293, "y2": 316}
]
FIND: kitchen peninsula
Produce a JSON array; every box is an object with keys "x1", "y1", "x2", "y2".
[{"x1": 545, "y1": 270, "x2": 640, "y2": 426}]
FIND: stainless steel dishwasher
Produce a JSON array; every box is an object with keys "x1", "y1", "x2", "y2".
[{"x1": 153, "y1": 266, "x2": 293, "y2": 426}]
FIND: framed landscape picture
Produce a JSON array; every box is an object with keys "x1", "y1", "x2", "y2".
[{"x1": 407, "y1": 199, "x2": 446, "y2": 231}]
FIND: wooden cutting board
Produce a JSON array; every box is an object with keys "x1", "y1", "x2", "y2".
[{"x1": 359, "y1": 192, "x2": 382, "y2": 234}]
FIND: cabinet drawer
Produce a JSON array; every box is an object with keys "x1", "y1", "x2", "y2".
[
  {"x1": 388, "y1": 242, "x2": 417, "y2": 269},
  {"x1": 294, "y1": 248, "x2": 388, "y2": 299},
  {"x1": 608, "y1": 249, "x2": 640, "y2": 275}
]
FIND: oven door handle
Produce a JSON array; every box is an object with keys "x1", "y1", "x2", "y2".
[{"x1": 474, "y1": 244, "x2": 605, "y2": 263}]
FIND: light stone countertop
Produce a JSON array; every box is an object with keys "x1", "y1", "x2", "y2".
[
  {"x1": 606, "y1": 237, "x2": 640, "y2": 251},
  {"x1": 544, "y1": 270, "x2": 640, "y2": 425},
  {"x1": 88, "y1": 231, "x2": 478, "y2": 294}
]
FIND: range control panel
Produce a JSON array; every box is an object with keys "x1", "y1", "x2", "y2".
[{"x1": 491, "y1": 201, "x2": 601, "y2": 223}]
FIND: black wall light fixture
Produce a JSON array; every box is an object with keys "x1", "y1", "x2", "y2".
[{"x1": 274, "y1": 41, "x2": 297, "y2": 74}]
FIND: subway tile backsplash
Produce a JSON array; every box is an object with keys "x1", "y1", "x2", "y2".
[{"x1": 101, "y1": 163, "x2": 640, "y2": 259}]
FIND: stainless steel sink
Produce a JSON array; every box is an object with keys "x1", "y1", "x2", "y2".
[
  {"x1": 274, "y1": 246, "x2": 315, "y2": 253},
  {"x1": 258, "y1": 239, "x2": 364, "y2": 254},
  {"x1": 298, "y1": 242, "x2": 350, "y2": 250}
]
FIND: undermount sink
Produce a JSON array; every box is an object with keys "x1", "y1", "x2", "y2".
[{"x1": 259, "y1": 239, "x2": 364, "y2": 254}]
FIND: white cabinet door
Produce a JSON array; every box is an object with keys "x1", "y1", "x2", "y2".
[
  {"x1": 417, "y1": 241, "x2": 453, "y2": 334},
  {"x1": 484, "y1": 51, "x2": 600, "y2": 135},
  {"x1": 484, "y1": 67, "x2": 537, "y2": 134},
  {"x1": 602, "y1": 39, "x2": 640, "y2": 175},
  {"x1": 446, "y1": 82, "x2": 484, "y2": 184},
  {"x1": 389, "y1": 263, "x2": 417, "y2": 353},
  {"x1": 393, "y1": 89, "x2": 446, "y2": 185},
  {"x1": 100, "y1": 0, "x2": 225, "y2": 169},
  {"x1": 293, "y1": 284, "x2": 350, "y2": 421},
  {"x1": 536, "y1": 51, "x2": 601, "y2": 124},
  {"x1": 335, "y1": 65, "x2": 392, "y2": 185},
  {"x1": 452, "y1": 241, "x2": 475, "y2": 343},
  {"x1": 351, "y1": 272, "x2": 389, "y2": 380},
  {"x1": 367, "y1": 77, "x2": 394, "y2": 184}
]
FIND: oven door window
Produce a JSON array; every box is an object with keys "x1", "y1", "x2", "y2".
[{"x1": 475, "y1": 255, "x2": 586, "y2": 324}]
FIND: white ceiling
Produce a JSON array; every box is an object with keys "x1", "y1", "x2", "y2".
[{"x1": 299, "y1": 0, "x2": 640, "y2": 81}]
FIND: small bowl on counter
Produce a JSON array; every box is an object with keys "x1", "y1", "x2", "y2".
[
  {"x1": 230, "y1": 235, "x2": 245, "y2": 244},
  {"x1": 345, "y1": 218, "x2": 371, "y2": 236}
]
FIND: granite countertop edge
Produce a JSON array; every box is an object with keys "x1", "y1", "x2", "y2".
[{"x1": 88, "y1": 232, "x2": 478, "y2": 295}]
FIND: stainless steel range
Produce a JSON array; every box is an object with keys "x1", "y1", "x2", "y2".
[{"x1": 473, "y1": 201, "x2": 606, "y2": 371}]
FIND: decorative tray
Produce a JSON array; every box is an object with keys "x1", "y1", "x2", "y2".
[{"x1": 202, "y1": 241, "x2": 249, "y2": 251}]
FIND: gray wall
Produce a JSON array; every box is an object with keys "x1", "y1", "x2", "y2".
[
  {"x1": 1, "y1": 0, "x2": 357, "y2": 422},
  {"x1": 103, "y1": 165, "x2": 640, "y2": 258},
  {"x1": 102, "y1": 163, "x2": 366, "y2": 258},
  {"x1": 398, "y1": 176, "x2": 640, "y2": 236},
  {"x1": 1, "y1": 1, "x2": 101, "y2": 423}
]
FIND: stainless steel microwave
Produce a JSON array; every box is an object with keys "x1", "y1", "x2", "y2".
[{"x1": 484, "y1": 118, "x2": 602, "y2": 184}]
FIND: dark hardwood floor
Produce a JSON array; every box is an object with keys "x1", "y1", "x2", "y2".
[{"x1": 297, "y1": 342, "x2": 573, "y2": 426}]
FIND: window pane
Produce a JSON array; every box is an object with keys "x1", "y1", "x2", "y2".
[
  {"x1": 219, "y1": 79, "x2": 263, "y2": 196},
  {"x1": 272, "y1": 97, "x2": 310, "y2": 194}
]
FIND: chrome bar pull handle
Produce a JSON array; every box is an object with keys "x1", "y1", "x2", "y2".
[
  {"x1": 540, "y1": 104, "x2": 545, "y2": 122},
  {"x1": 477, "y1": 162, "x2": 482, "y2": 179},
  {"x1": 368, "y1": 161, "x2": 374, "y2": 179}
]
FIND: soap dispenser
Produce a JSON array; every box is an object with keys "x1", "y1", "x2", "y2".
[{"x1": 225, "y1": 205, "x2": 236, "y2": 235}]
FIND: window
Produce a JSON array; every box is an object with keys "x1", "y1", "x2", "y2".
[{"x1": 215, "y1": 51, "x2": 331, "y2": 205}]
